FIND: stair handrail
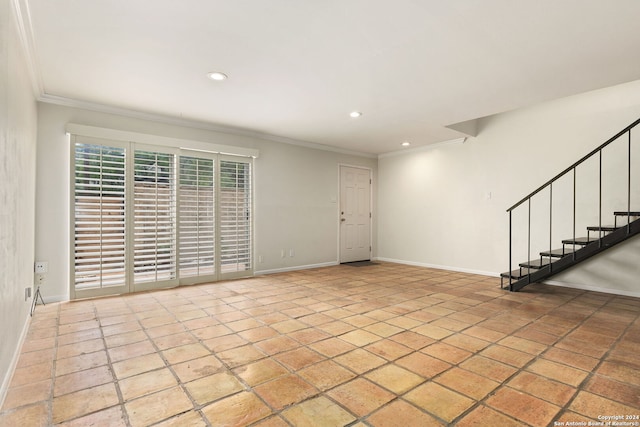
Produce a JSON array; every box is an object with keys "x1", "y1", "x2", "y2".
[
  {"x1": 505, "y1": 116, "x2": 640, "y2": 291},
  {"x1": 507, "y1": 116, "x2": 640, "y2": 213}
]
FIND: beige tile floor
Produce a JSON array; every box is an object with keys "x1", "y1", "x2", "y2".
[{"x1": 1, "y1": 262, "x2": 639, "y2": 426}]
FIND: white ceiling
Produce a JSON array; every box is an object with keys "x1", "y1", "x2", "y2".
[{"x1": 18, "y1": 0, "x2": 640, "y2": 155}]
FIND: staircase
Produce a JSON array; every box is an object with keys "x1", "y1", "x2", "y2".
[
  {"x1": 501, "y1": 211, "x2": 640, "y2": 291},
  {"x1": 502, "y1": 117, "x2": 640, "y2": 292}
]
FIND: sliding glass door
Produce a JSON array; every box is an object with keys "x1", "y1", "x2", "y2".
[
  {"x1": 73, "y1": 139, "x2": 128, "y2": 298},
  {"x1": 219, "y1": 158, "x2": 252, "y2": 276},
  {"x1": 132, "y1": 147, "x2": 179, "y2": 292},
  {"x1": 71, "y1": 137, "x2": 252, "y2": 299},
  {"x1": 179, "y1": 154, "x2": 216, "y2": 284}
]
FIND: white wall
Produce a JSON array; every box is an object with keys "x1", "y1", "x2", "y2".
[
  {"x1": 35, "y1": 103, "x2": 377, "y2": 301},
  {"x1": 254, "y1": 143, "x2": 377, "y2": 273},
  {"x1": 549, "y1": 235, "x2": 640, "y2": 296},
  {"x1": 0, "y1": 0, "x2": 38, "y2": 405},
  {"x1": 378, "y1": 80, "x2": 640, "y2": 295}
]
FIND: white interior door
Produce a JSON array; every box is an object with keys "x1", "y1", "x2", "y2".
[{"x1": 340, "y1": 166, "x2": 371, "y2": 263}]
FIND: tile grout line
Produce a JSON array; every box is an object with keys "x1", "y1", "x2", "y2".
[
  {"x1": 48, "y1": 303, "x2": 61, "y2": 427},
  {"x1": 549, "y1": 292, "x2": 640, "y2": 425},
  {"x1": 2, "y1": 264, "x2": 638, "y2": 426},
  {"x1": 137, "y1": 292, "x2": 211, "y2": 426},
  {"x1": 452, "y1": 287, "x2": 590, "y2": 427}
]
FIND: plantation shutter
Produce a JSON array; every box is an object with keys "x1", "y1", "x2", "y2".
[
  {"x1": 179, "y1": 155, "x2": 216, "y2": 280},
  {"x1": 133, "y1": 149, "x2": 177, "y2": 284},
  {"x1": 70, "y1": 125, "x2": 256, "y2": 299},
  {"x1": 73, "y1": 141, "x2": 127, "y2": 290},
  {"x1": 219, "y1": 157, "x2": 252, "y2": 275}
]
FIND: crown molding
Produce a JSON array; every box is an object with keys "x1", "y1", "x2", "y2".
[
  {"x1": 13, "y1": 0, "x2": 375, "y2": 159},
  {"x1": 39, "y1": 93, "x2": 377, "y2": 159},
  {"x1": 11, "y1": 0, "x2": 43, "y2": 96}
]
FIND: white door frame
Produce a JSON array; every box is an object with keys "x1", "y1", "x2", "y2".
[{"x1": 338, "y1": 164, "x2": 373, "y2": 263}]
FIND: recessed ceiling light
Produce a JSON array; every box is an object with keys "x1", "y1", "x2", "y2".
[
  {"x1": 349, "y1": 111, "x2": 362, "y2": 118},
  {"x1": 207, "y1": 71, "x2": 228, "y2": 81},
  {"x1": 401, "y1": 141, "x2": 411, "y2": 147}
]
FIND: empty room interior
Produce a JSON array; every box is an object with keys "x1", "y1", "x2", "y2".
[{"x1": 2, "y1": 1, "x2": 640, "y2": 426}]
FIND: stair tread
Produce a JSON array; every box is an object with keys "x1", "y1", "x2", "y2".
[
  {"x1": 500, "y1": 269, "x2": 530, "y2": 280},
  {"x1": 519, "y1": 259, "x2": 554, "y2": 269},
  {"x1": 540, "y1": 248, "x2": 576, "y2": 257},
  {"x1": 586, "y1": 225, "x2": 618, "y2": 231},
  {"x1": 562, "y1": 237, "x2": 594, "y2": 245},
  {"x1": 614, "y1": 211, "x2": 640, "y2": 216}
]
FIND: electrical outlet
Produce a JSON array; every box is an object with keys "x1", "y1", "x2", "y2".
[
  {"x1": 35, "y1": 261, "x2": 48, "y2": 273},
  {"x1": 289, "y1": 249, "x2": 294, "y2": 257},
  {"x1": 35, "y1": 273, "x2": 46, "y2": 286}
]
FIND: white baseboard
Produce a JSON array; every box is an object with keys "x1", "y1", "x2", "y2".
[
  {"x1": 374, "y1": 257, "x2": 499, "y2": 277},
  {"x1": 41, "y1": 293, "x2": 67, "y2": 304},
  {"x1": 256, "y1": 258, "x2": 640, "y2": 298},
  {"x1": 375, "y1": 258, "x2": 640, "y2": 297},
  {"x1": 542, "y1": 279, "x2": 640, "y2": 298},
  {"x1": 0, "y1": 312, "x2": 32, "y2": 410},
  {"x1": 255, "y1": 261, "x2": 339, "y2": 276}
]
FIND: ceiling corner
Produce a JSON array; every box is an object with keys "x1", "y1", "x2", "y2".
[{"x1": 11, "y1": 0, "x2": 44, "y2": 98}]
